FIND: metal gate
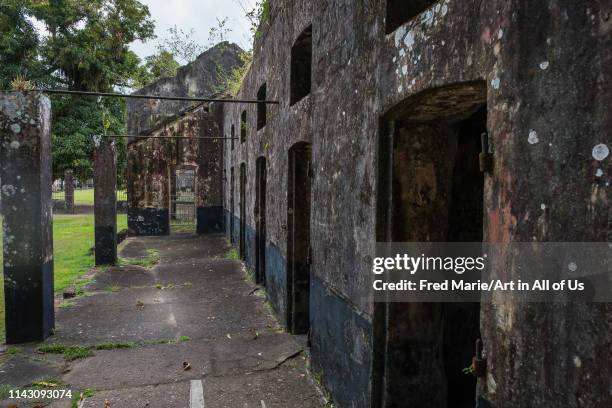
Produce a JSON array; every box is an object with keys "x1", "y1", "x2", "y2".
[
  {"x1": 170, "y1": 169, "x2": 196, "y2": 232},
  {"x1": 117, "y1": 166, "x2": 128, "y2": 213}
]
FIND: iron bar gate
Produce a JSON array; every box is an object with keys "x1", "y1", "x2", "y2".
[{"x1": 170, "y1": 168, "x2": 196, "y2": 232}]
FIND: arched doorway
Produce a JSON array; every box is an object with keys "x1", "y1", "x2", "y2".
[
  {"x1": 239, "y1": 162, "x2": 247, "y2": 260},
  {"x1": 373, "y1": 82, "x2": 487, "y2": 408},
  {"x1": 255, "y1": 157, "x2": 267, "y2": 286},
  {"x1": 287, "y1": 142, "x2": 312, "y2": 334}
]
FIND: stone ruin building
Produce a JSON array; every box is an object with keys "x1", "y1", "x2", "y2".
[
  {"x1": 126, "y1": 43, "x2": 242, "y2": 235},
  {"x1": 126, "y1": 102, "x2": 226, "y2": 235},
  {"x1": 124, "y1": 1, "x2": 610, "y2": 407}
]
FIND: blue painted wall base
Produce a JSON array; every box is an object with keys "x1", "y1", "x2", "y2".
[
  {"x1": 197, "y1": 206, "x2": 224, "y2": 233},
  {"x1": 225, "y1": 211, "x2": 373, "y2": 407},
  {"x1": 128, "y1": 208, "x2": 170, "y2": 236}
]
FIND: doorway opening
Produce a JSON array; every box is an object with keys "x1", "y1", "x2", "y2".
[
  {"x1": 239, "y1": 162, "x2": 246, "y2": 260},
  {"x1": 240, "y1": 111, "x2": 247, "y2": 143},
  {"x1": 374, "y1": 82, "x2": 487, "y2": 408},
  {"x1": 286, "y1": 142, "x2": 312, "y2": 334},
  {"x1": 230, "y1": 166, "x2": 235, "y2": 243},
  {"x1": 255, "y1": 157, "x2": 267, "y2": 286},
  {"x1": 257, "y1": 84, "x2": 267, "y2": 130},
  {"x1": 169, "y1": 167, "x2": 196, "y2": 234}
]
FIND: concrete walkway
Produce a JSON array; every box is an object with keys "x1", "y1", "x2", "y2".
[{"x1": 0, "y1": 234, "x2": 326, "y2": 408}]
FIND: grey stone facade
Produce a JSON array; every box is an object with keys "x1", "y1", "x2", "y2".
[{"x1": 222, "y1": 1, "x2": 611, "y2": 407}]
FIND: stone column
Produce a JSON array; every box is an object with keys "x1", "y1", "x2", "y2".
[
  {"x1": 64, "y1": 168, "x2": 74, "y2": 214},
  {"x1": 0, "y1": 91, "x2": 54, "y2": 344},
  {"x1": 94, "y1": 137, "x2": 117, "y2": 265}
]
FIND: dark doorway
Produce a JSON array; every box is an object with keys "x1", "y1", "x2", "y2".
[
  {"x1": 385, "y1": 0, "x2": 437, "y2": 34},
  {"x1": 290, "y1": 26, "x2": 312, "y2": 105},
  {"x1": 287, "y1": 142, "x2": 312, "y2": 334},
  {"x1": 255, "y1": 157, "x2": 267, "y2": 286},
  {"x1": 230, "y1": 166, "x2": 235, "y2": 243},
  {"x1": 239, "y1": 163, "x2": 246, "y2": 260},
  {"x1": 257, "y1": 84, "x2": 267, "y2": 130},
  {"x1": 240, "y1": 111, "x2": 247, "y2": 143},
  {"x1": 442, "y1": 107, "x2": 485, "y2": 408},
  {"x1": 374, "y1": 83, "x2": 486, "y2": 408}
]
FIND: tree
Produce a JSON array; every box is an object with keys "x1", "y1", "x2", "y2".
[
  {"x1": 23, "y1": 0, "x2": 155, "y2": 179},
  {"x1": 50, "y1": 96, "x2": 127, "y2": 180},
  {"x1": 0, "y1": 0, "x2": 47, "y2": 89},
  {"x1": 132, "y1": 50, "x2": 180, "y2": 88},
  {"x1": 235, "y1": 0, "x2": 270, "y2": 40},
  {"x1": 146, "y1": 51, "x2": 180, "y2": 80},
  {"x1": 30, "y1": 0, "x2": 155, "y2": 92},
  {"x1": 156, "y1": 25, "x2": 203, "y2": 65},
  {"x1": 208, "y1": 17, "x2": 231, "y2": 45}
]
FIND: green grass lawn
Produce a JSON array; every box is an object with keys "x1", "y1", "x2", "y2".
[
  {"x1": 0, "y1": 213, "x2": 127, "y2": 342},
  {"x1": 72, "y1": 189, "x2": 127, "y2": 206},
  {"x1": 73, "y1": 189, "x2": 94, "y2": 205}
]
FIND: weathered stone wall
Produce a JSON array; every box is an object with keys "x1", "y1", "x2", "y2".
[
  {"x1": 127, "y1": 104, "x2": 224, "y2": 235},
  {"x1": 223, "y1": 1, "x2": 611, "y2": 407},
  {"x1": 126, "y1": 42, "x2": 239, "y2": 236}
]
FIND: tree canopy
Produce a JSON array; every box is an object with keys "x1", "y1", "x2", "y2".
[
  {"x1": 0, "y1": 0, "x2": 47, "y2": 89},
  {"x1": 131, "y1": 50, "x2": 180, "y2": 89},
  {"x1": 0, "y1": 1, "x2": 254, "y2": 180},
  {"x1": 1, "y1": 0, "x2": 156, "y2": 179}
]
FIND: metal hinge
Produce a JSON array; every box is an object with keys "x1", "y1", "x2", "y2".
[
  {"x1": 472, "y1": 339, "x2": 487, "y2": 377},
  {"x1": 306, "y1": 246, "x2": 313, "y2": 266},
  {"x1": 479, "y1": 132, "x2": 494, "y2": 173}
]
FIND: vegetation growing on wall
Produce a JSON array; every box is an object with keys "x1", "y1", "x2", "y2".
[
  {"x1": 247, "y1": 0, "x2": 271, "y2": 39},
  {"x1": 217, "y1": 51, "x2": 253, "y2": 96},
  {"x1": 131, "y1": 51, "x2": 181, "y2": 88}
]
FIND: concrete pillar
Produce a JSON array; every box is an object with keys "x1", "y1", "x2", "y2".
[
  {"x1": 64, "y1": 169, "x2": 74, "y2": 214},
  {"x1": 0, "y1": 91, "x2": 54, "y2": 344},
  {"x1": 94, "y1": 137, "x2": 117, "y2": 265}
]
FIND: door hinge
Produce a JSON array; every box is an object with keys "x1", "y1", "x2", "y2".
[{"x1": 479, "y1": 132, "x2": 494, "y2": 173}]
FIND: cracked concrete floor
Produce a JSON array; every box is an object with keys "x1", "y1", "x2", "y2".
[{"x1": 0, "y1": 233, "x2": 326, "y2": 408}]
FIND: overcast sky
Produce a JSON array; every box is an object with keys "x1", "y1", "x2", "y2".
[{"x1": 130, "y1": 0, "x2": 256, "y2": 60}]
